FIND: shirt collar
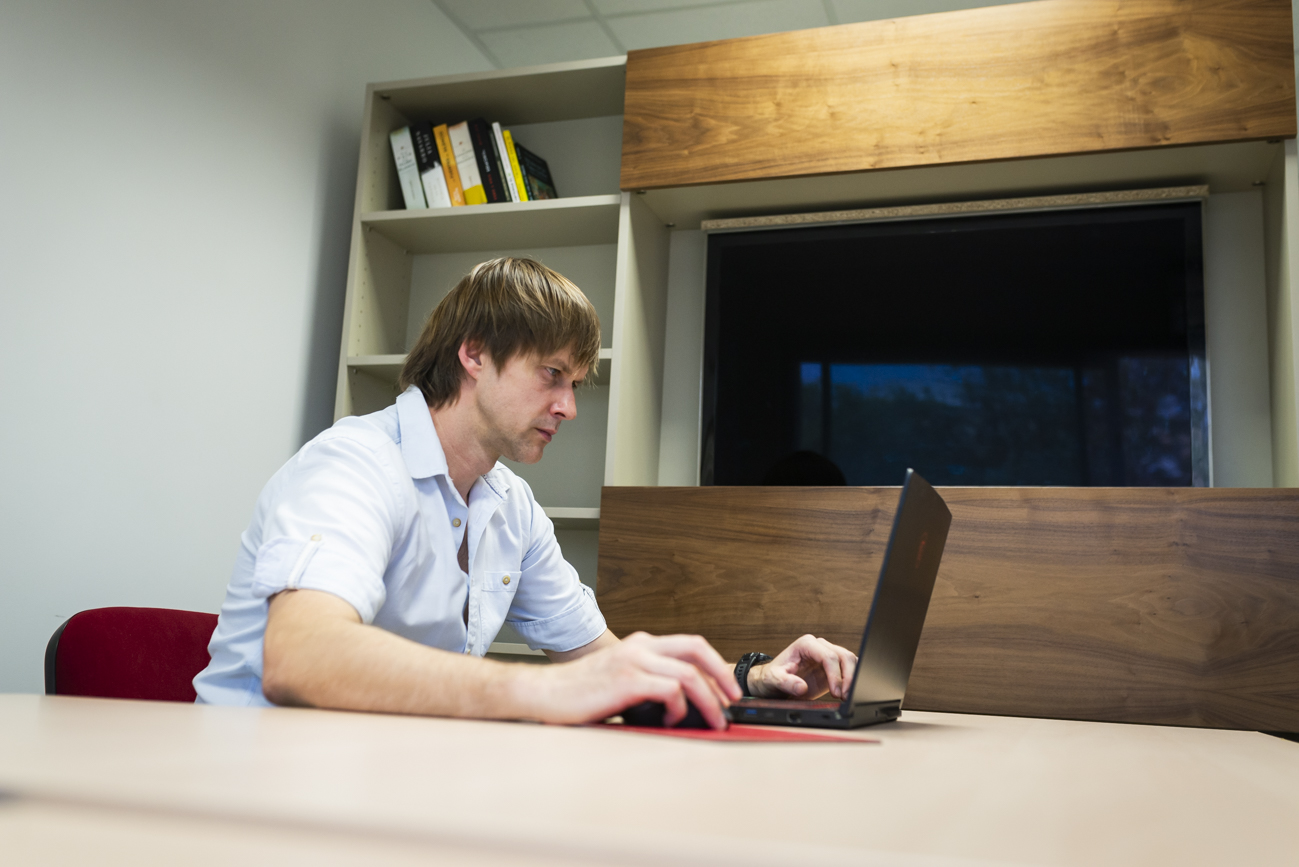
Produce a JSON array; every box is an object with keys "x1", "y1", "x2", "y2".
[{"x1": 395, "y1": 386, "x2": 511, "y2": 496}]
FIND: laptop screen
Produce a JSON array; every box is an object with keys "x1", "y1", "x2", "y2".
[{"x1": 847, "y1": 470, "x2": 952, "y2": 708}]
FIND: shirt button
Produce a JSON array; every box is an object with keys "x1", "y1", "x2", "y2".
[
  {"x1": 452, "y1": 518, "x2": 461, "y2": 527},
  {"x1": 503, "y1": 575, "x2": 511, "y2": 585}
]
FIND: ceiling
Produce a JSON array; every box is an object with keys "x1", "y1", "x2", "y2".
[{"x1": 428, "y1": 0, "x2": 1030, "y2": 69}]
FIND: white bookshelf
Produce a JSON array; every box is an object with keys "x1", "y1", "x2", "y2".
[{"x1": 336, "y1": 56, "x2": 671, "y2": 599}]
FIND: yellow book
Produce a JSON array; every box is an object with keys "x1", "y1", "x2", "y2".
[
  {"x1": 502, "y1": 129, "x2": 529, "y2": 203},
  {"x1": 447, "y1": 121, "x2": 487, "y2": 205},
  {"x1": 432, "y1": 124, "x2": 466, "y2": 207}
]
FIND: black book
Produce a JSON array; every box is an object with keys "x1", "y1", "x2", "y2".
[
  {"x1": 410, "y1": 122, "x2": 438, "y2": 176},
  {"x1": 514, "y1": 142, "x2": 558, "y2": 200},
  {"x1": 468, "y1": 118, "x2": 507, "y2": 204}
]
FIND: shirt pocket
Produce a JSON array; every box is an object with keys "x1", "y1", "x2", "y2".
[{"x1": 481, "y1": 569, "x2": 519, "y2": 593}]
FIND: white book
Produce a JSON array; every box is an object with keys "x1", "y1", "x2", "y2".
[
  {"x1": 389, "y1": 127, "x2": 427, "y2": 209},
  {"x1": 447, "y1": 121, "x2": 485, "y2": 205},
  {"x1": 421, "y1": 163, "x2": 452, "y2": 208},
  {"x1": 492, "y1": 122, "x2": 519, "y2": 203}
]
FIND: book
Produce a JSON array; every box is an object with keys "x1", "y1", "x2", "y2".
[
  {"x1": 432, "y1": 124, "x2": 466, "y2": 207},
  {"x1": 514, "y1": 142, "x2": 558, "y2": 200},
  {"x1": 410, "y1": 122, "x2": 451, "y2": 208},
  {"x1": 468, "y1": 117, "x2": 508, "y2": 204},
  {"x1": 492, "y1": 122, "x2": 521, "y2": 203},
  {"x1": 501, "y1": 129, "x2": 529, "y2": 202},
  {"x1": 447, "y1": 121, "x2": 486, "y2": 205},
  {"x1": 389, "y1": 126, "x2": 427, "y2": 209}
]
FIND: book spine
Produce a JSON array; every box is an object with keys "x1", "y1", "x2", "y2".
[
  {"x1": 433, "y1": 124, "x2": 466, "y2": 206},
  {"x1": 515, "y1": 143, "x2": 558, "y2": 200},
  {"x1": 410, "y1": 123, "x2": 451, "y2": 208},
  {"x1": 389, "y1": 127, "x2": 427, "y2": 209},
  {"x1": 468, "y1": 118, "x2": 507, "y2": 204},
  {"x1": 502, "y1": 129, "x2": 529, "y2": 203},
  {"x1": 448, "y1": 122, "x2": 486, "y2": 205},
  {"x1": 492, "y1": 122, "x2": 520, "y2": 203},
  {"x1": 421, "y1": 163, "x2": 452, "y2": 208},
  {"x1": 410, "y1": 123, "x2": 436, "y2": 175}
]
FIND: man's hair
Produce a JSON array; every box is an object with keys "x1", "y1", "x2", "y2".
[{"x1": 399, "y1": 257, "x2": 602, "y2": 408}]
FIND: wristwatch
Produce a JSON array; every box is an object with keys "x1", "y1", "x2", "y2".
[{"x1": 734, "y1": 652, "x2": 773, "y2": 697}]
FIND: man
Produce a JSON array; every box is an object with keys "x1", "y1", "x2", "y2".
[{"x1": 195, "y1": 258, "x2": 856, "y2": 728}]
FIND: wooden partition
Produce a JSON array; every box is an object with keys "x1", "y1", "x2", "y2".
[
  {"x1": 597, "y1": 486, "x2": 1299, "y2": 731},
  {"x1": 620, "y1": 0, "x2": 1296, "y2": 190}
]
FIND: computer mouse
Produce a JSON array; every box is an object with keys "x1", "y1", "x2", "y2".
[{"x1": 618, "y1": 699, "x2": 730, "y2": 729}]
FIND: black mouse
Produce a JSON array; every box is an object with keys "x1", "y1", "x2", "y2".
[{"x1": 618, "y1": 699, "x2": 730, "y2": 729}]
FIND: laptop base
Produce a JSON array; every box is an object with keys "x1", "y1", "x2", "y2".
[{"x1": 731, "y1": 698, "x2": 901, "y2": 730}]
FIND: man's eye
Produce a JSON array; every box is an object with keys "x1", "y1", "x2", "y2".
[{"x1": 546, "y1": 367, "x2": 560, "y2": 377}]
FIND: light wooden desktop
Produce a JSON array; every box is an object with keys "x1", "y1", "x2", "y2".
[{"x1": 1, "y1": 695, "x2": 1295, "y2": 866}]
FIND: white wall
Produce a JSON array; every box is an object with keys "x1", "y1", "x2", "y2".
[
  {"x1": 1203, "y1": 192, "x2": 1275, "y2": 486},
  {"x1": 0, "y1": 0, "x2": 491, "y2": 693}
]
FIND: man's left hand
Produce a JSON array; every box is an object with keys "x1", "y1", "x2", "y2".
[{"x1": 748, "y1": 635, "x2": 858, "y2": 700}]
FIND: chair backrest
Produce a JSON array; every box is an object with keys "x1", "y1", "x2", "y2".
[
  {"x1": 45, "y1": 607, "x2": 219, "y2": 702},
  {"x1": 597, "y1": 486, "x2": 1299, "y2": 732}
]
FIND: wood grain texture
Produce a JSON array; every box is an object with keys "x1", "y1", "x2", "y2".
[
  {"x1": 596, "y1": 486, "x2": 1299, "y2": 731},
  {"x1": 620, "y1": 0, "x2": 1297, "y2": 190}
]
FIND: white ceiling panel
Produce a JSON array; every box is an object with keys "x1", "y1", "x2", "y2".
[
  {"x1": 479, "y1": 20, "x2": 623, "y2": 68},
  {"x1": 606, "y1": 0, "x2": 830, "y2": 51},
  {"x1": 829, "y1": 0, "x2": 1033, "y2": 24},
  {"x1": 437, "y1": 0, "x2": 592, "y2": 31},
  {"x1": 592, "y1": 0, "x2": 746, "y2": 15}
]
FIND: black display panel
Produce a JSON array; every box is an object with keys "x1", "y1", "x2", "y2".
[{"x1": 701, "y1": 202, "x2": 1207, "y2": 487}]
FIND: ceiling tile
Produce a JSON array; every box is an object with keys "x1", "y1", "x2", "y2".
[
  {"x1": 438, "y1": 0, "x2": 591, "y2": 31},
  {"x1": 829, "y1": 0, "x2": 1035, "y2": 25},
  {"x1": 606, "y1": 0, "x2": 829, "y2": 51},
  {"x1": 479, "y1": 20, "x2": 622, "y2": 68},
  {"x1": 593, "y1": 0, "x2": 737, "y2": 15}
]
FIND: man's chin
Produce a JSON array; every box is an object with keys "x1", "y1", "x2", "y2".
[{"x1": 504, "y1": 444, "x2": 547, "y2": 465}]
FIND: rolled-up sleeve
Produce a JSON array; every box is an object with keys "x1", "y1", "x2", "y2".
[
  {"x1": 505, "y1": 500, "x2": 607, "y2": 652},
  {"x1": 246, "y1": 433, "x2": 408, "y2": 624}
]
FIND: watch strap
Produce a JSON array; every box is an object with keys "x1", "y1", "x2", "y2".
[{"x1": 734, "y1": 652, "x2": 774, "y2": 697}]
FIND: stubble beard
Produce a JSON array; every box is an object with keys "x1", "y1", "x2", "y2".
[{"x1": 477, "y1": 395, "x2": 551, "y2": 466}]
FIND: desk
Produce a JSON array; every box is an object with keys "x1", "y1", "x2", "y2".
[{"x1": 0, "y1": 695, "x2": 1295, "y2": 866}]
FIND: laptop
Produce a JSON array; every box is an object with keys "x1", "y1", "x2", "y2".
[{"x1": 732, "y1": 469, "x2": 952, "y2": 729}]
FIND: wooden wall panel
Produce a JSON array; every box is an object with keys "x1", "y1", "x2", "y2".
[
  {"x1": 620, "y1": 0, "x2": 1296, "y2": 190},
  {"x1": 596, "y1": 486, "x2": 1299, "y2": 731}
]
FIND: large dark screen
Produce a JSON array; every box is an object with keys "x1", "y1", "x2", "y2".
[{"x1": 702, "y1": 203, "x2": 1207, "y2": 487}]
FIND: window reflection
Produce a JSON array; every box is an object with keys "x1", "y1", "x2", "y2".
[{"x1": 797, "y1": 358, "x2": 1196, "y2": 486}]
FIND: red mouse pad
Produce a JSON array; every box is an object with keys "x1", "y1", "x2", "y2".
[{"x1": 603, "y1": 723, "x2": 877, "y2": 743}]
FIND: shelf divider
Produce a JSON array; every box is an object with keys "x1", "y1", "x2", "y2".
[{"x1": 362, "y1": 194, "x2": 621, "y2": 254}]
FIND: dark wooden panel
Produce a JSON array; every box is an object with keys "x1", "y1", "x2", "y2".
[
  {"x1": 596, "y1": 486, "x2": 1299, "y2": 731},
  {"x1": 620, "y1": 0, "x2": 1297, "y2": 190}
]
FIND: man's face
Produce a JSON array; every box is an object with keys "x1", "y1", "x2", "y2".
[{"x1": 474, "y1": 347, "x2": 588, "y2": 465}]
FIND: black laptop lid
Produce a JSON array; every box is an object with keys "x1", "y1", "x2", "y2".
[{"x1": 847, "y1": 469, "x2": 952, "y2": 709}]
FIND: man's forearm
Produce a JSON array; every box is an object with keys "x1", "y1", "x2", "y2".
[
  {"x1": 262, "y1": 589, "x2": 538, "y2": 719},
  {"x1": 262, "y1": 590, "x2": 743, "y2": 729},
  {"x1": 543, "y1": 628, "x2": 619, "y2": 663}
]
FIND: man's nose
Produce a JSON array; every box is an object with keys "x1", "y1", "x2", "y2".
[{"x1": 553, "y1": 387, "x2": 576, "y2": 420}]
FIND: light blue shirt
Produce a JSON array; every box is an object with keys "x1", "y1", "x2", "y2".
[{"x1": 195, "y1": 386, "x2": 606, "y2": 706}]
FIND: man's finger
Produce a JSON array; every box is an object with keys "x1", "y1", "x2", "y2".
[
  {"x1": 645, "y1": 634, "x2": 742, "y2": 702},
  {"x1": 817, "y1": 638, "x2": 858, "y2": 699},
  {"x1": 631, "y1": 647, "x2": 730, "y2": 729},
  {"x1": 794, "y1": 637, "x2": 844, "y2": 699},
  {"x1": 820, "y1": 638, "x2": 857, "y2": 699},
  {"x1": 633, "y1": 673, "x2": 689, "y2": 726}
]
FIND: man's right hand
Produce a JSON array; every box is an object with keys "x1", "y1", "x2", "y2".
[{"x1": 525, "y1": 631, "x2": 741, "y2": 730}]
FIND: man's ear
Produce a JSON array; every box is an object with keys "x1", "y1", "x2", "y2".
[{"x1": 458, "y1": 339, "x2": 487, "y2": 382}]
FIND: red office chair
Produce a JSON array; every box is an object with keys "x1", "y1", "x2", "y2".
[{"x1": 44, "y1": 607, "x2": 219, "y2": 702}]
